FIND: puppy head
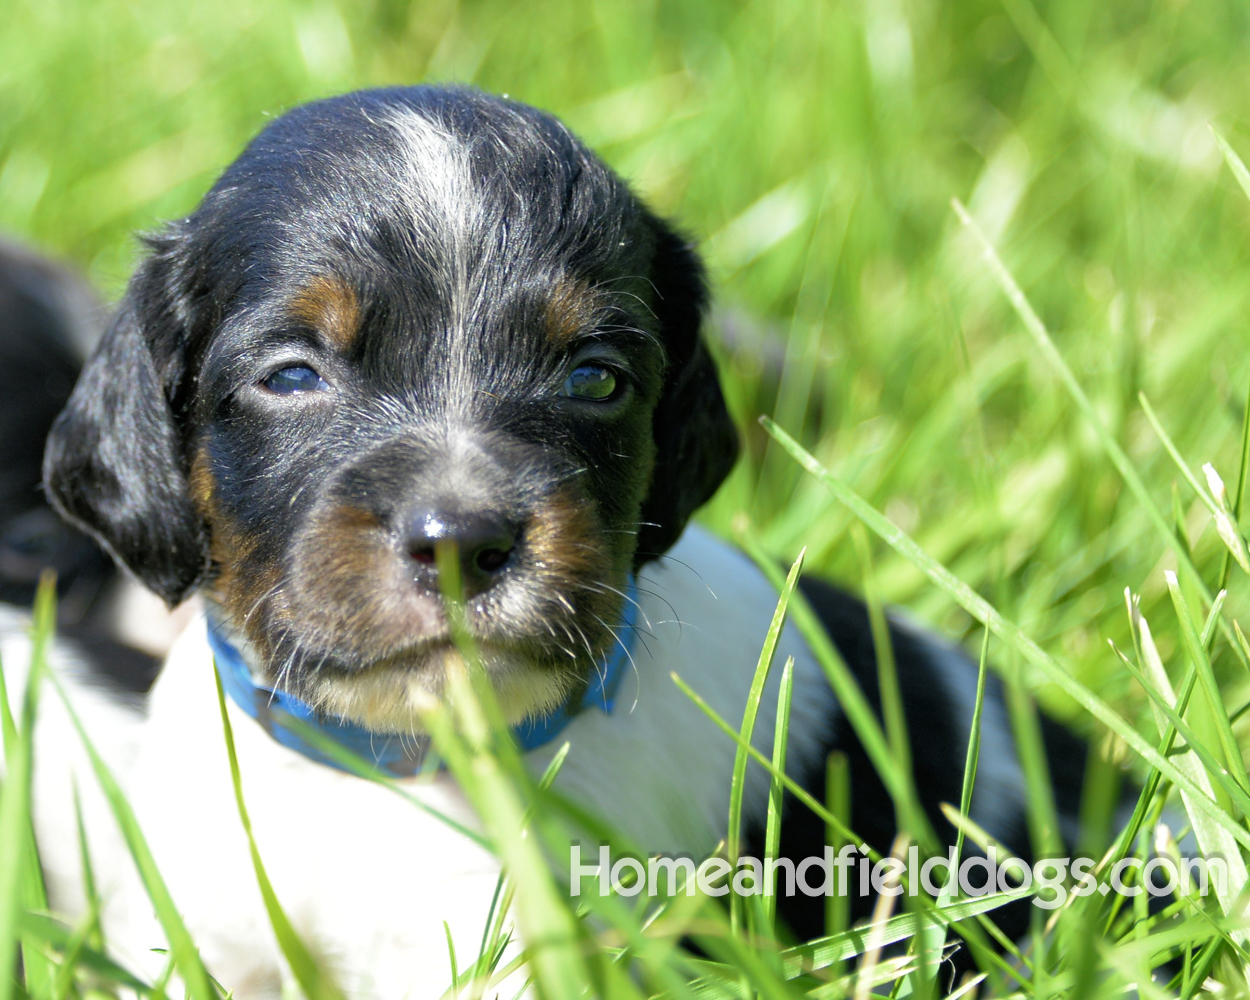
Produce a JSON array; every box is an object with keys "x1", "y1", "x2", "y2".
[{"x1": 44, "y1": 87, "x2": 738, "y2": 731}]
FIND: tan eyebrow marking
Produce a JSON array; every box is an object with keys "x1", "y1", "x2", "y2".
[
  {"x1": 543, "y1": 276, "x2": 601, "y2": 347},
  {"x1": 289, "y1": 275, "x2": 362, "y2": 351}
]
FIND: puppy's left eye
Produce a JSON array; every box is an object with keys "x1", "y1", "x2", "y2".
[
  {"x1": 262, "y1": 365, "x2": 329, "y2": 395},
  {"x1": 560, "y1": 364, "x2": 618, "y2": 401}
]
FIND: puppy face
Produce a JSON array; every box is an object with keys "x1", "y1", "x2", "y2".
[{"x1": 45, "y1": 87, "x2": 738, "y2": 732}]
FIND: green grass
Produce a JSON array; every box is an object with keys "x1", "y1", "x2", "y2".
[{"x1": 4, "y1": 0, "x2": 1250, "y2": 996}]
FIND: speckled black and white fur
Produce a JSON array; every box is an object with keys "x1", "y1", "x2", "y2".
[{"x1": 24, "y1": 87, "x2": 1093, "y2": 997}]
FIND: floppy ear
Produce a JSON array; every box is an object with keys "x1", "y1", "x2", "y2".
[
  {"x1": 634, "y1": 220, "x2": 740, "y2": 565},
  {"x1": 42, "y1": 251, "x2": 208, "y2": 607}
]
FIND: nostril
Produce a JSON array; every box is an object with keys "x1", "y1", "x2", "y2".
[{"x1": 402, "y1": 506, "x2": 521, "y2": 595}]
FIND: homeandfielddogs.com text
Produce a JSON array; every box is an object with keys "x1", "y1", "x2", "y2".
[{"x1": 570, "y1": 845, "x2": 1227, "y2": 909}]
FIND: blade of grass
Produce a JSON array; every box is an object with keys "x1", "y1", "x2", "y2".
[
  {"x1": 1238, "y1": 621, "x2": 1250, "y2": 669},
  {"x1": 685, "y1": 927, "x2": 795, "y2": 1000},
  {"x1": 1213, "y1": 127, "x2": 1250, "y2": 206},
  {"x1": 70, "y1": 782, "x2": 104, "y2": 955},
  {"x1": 0, "y1": 649, "x2": 29, "y2": 1000},
  {"x1": 213, "y1": 668, "x2": 346, "y2": 1000},
  {"x1": 728, "y1": 545, "x2": 803, "y2": 863},
  {"x1": 1164, "y1": 572, "x2": 1249, "y2": 792},
  {"x1": 938, "y1": 804, "x2": 1024, "y2": 871},
  {"x1": 411, "y1": 661, "x2": 696, "y2": 1000},
  {"x1": 1105, "y1": 912, "x2": 1247, "y2": 975},
  {"x1": 0, "y1": 574, "x2": 56, "y2": 1000},
  {"x1": 951, "y1": 198, "x2": 1248, "y2": 671},
  {"x1": 266, "y1": 717, "x2": 489, "y2": 849},
  {"x1": 1139, "y1": 393, "x2": 1250, "y2": 574},
  {"x1": 778, "y1": 888, "x2": 1033, "y2": 976},
  {"x1": 444, "y1": 921, "x2": 458, "y2": 987},
  {"x1": 727, "y1": 546, "x2": 803, "y2": 939},
  {"x1": 463, "y1": 746, "x2": 569, "y2": 998},
  {"x1": 760, "y1": 415, "x2": 1250, "y2": 852},
  {"x1": 1106, "y1": 589, "x2": 1222, "y2": 879},
  {"x1": 825, "y1": 752, "x2": 850, "y2": 946},
  {"x1": 857, "y1": 523, "x2": 944, "y2": 1000},
  {"x1": 673, "y1": 672, "x2": 860, "y2": 855},
  {"x1": 428, "y1": 542, "x2": 597, "y2": 1000},
  {"x1": 1103, "y1": 677, "x2": 1248, "y2": 929},
  {"x1": 950, "y1": 628, "x2": 992, "y2": 884},
  {"x1": 1173, "y1": 482, "x2": 1192, "y2": 561},
  {"x1": 47, "y1": 667, "x2": 218, "y2": 1000},
  {"x1": 1112, "y1": 616, "x2": 1249, "y2": 923},
  {"x1": 48, "y1": 902, "x2": 99, "y2": 1000},
  {"x1": 1181, "y1": 935, "x2": 1226, "y2": 1000},
  {"x1": 736, "y1": 527, "x2": 935, "y2": 851},
  {"x1": 150, "y1": 950, "x2": 176, "y2": 1000},
  {"x1": 1216, "y1": 359, "x2": 1250, "y2": 593},
  {"x1": 855, "y1": 835, "x2": 907, "y2": 1000},
  {"x1": 1202, "y1": 592, "x2": 1227, "y2": 647},
  {"x1": 852, "y1": 526, "x2": 914, "y2": 831},
  {"x1": 670, "y1": 670, "x2": 1011, "y2": 977},
  {"x1": 17, "y1": 912, "x2": 152, "y2": 996},
  {"x1": 469, "y1": 874, "x2": 508, "y2": 996},
  {"x1": 1005, "y1": 656, "x2": 1064, "y2": 860},
  {"x1": 814, "y1": 953, "x2": 930, "y2": 1000},
  {"x1": 921, "y1": 628, "x2": 993, "y2": 989},
  {"x1": 423, "y1": 681, "x2": 596, "y2": 1000},
  {"x1": 567, "y1": 874, "x2": 709, "y2": 1000},
  {"x1": 761, "y1": 656, "x2": 794, "y2": 932}
]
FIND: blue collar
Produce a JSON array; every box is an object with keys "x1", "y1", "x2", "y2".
[{"x1": 208, "y1": 581, "x2": 638, "y2": 777}]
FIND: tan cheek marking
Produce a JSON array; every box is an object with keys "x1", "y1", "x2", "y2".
[
  {"x1": 527, "y1": 483, "x2": 624, "y2": 638},
  {"x1": 190, "y1": 444, "x2": 278, "y2": 646},
  {"x1": 300, "y1": 505, "x2": 388, "y2": 592},
  {"x1": 189, "y1": 444, "x2": 216, "y2": 515},
  {"x1": 543, "y1": 277, "x2": 600, "y2": 347},
  {"x1": 287, "y1": 503, "x2": 438, "y2": 658},
  {"x1": 289, "y1": 275, "x2": 361, "y2": 351},
  {"x1": 526, "y1": 484, "x2": 608, "y2": 580}
]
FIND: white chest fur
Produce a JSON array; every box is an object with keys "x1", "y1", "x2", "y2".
[{"x1": 16, "y1": 526, "x2": 832, "y2": 999}]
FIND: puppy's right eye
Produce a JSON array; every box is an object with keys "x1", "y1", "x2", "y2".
[{"x1": 262, "y1": 365, "x2": 329, "y2": 395}]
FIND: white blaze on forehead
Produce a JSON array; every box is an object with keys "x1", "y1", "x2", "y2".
[
  {"x1": 380, "y1": 106, "x2": 512, "y2": 401},
  {"x1": 380, "y1": 107, "x2": 481, "y2": 244},
  {"x1": 379, "y1": 108, "x2": 486, "y2": 335}
]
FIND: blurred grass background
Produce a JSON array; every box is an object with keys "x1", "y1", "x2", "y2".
[{"x1": 3, "y1": 0, "x2": 1250, "y2": 745}]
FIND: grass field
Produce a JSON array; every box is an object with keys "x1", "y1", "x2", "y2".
[{"x1": 4, "y1": 0, "x2": 1250, "y2": 996}]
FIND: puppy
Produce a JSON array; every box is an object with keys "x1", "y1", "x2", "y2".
[
  {"x1": 29, "y1": 87, "x2": 1089, "y2": 997},
  {"x1": 0, "y1": 238, "x2": 180, "y2": 692},
  {"x1": 0, "y1": 238, "x2": 111, "y2": 617}
]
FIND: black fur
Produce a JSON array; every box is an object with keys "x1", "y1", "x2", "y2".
[
  {"x1": 0, "y1": 240, "x2": 160, "y2": 693},
  {"x1": 0, "y1": 239, "x2": 112, "y2": 615},
  {"x1": 43, "y1": 285, "x2": 211, "y2": 607},
  {"x1": 634, "y1": 227, "x2": 739, "y2": 562}
]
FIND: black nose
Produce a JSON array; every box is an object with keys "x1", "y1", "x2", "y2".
[{"x1": 404, "y1": 507, "x2": 519, "y2": 598}]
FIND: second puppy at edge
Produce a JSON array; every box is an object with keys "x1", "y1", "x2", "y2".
[{"x1": 35, "y1": 86, "x2": 1088, "y2": 997}]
